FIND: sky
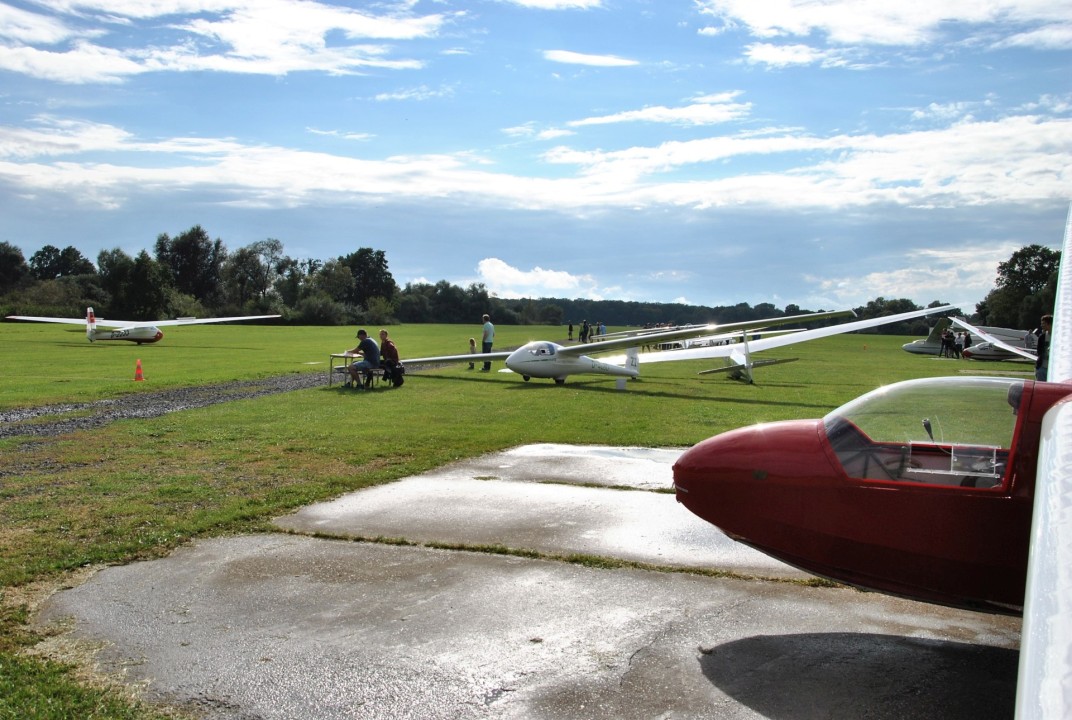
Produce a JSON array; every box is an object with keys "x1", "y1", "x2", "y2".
[{"x1": 1, "y1": 0, "x2": 1070, "y2": 313}]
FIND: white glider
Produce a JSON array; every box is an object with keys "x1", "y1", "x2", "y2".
[{"x1": 6, "y1": 306, "x2": 281, "y2": 344}]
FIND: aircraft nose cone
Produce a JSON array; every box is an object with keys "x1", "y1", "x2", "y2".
[{"x1": 672, "y1": 419, "x2": 828, "y2": 539}]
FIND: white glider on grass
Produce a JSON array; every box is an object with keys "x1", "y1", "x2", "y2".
[
  {"x1": 6, "y1": 307, "x2": 280, "y2": 344},
  {"x1": 404, "y1": 306, "x2": 953, "y2": 385}
]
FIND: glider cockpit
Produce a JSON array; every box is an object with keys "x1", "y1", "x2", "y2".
[
  {"x1": 823, "y1": 376, "x2": 1020, "y2": 489},
  {"x1": 525, "y1": 342, "x2": 557, "y2": 357}
]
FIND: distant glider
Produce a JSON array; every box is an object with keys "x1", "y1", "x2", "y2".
[
  {"x1": 599, "y1": 305, "x2": 956, "y2": 383},
  {"x1": 404, "y1": 306, "x2": 953, "y2": 385},
  {"x1": 949, "y1": 317, "x2": 1038, "y2": 362},
  {"x1": 6, "y1": 307, "x2": 281, "y2": 344},
  {"x1": 404, "y1": 310, "x2": 857, "y2": 384},
  {"x1": 901, "y1": 316, "x2": 953, "y2": 355},
  {"x1": 902, "y1": 316, "x2": 1035, "y2": 360}
]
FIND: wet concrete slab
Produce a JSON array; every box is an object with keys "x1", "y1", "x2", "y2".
[
  {"x1": 274, "y1": 442, "x2": 805, "y2": 578},
  {"x1": 411, "y1": 443, "x2": 684, "y2": 491},
  {"x1": 274, "y1": 476, "x2": 805, "y2": 578},
  {"x1": 39, "y1": 535, "x2": 1021, "y2": 720},
  {"x1": 35, "y1": 445, "x2": 1022, "y2": 719}
]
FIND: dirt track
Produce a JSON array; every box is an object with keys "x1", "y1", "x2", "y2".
[{"x1": 0, "y1": 373, "x2": 326, "y2": 440}]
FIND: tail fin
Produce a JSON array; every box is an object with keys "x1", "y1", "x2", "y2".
[
  {"x1": 86, "y1": 307, "x2": 96, "y2": 342},
  {"x1": 925, "y1": 316, "x2": 952, "y2": 344},
  {"x1": 626, "y1": 346, "x2": 640, "y2": 376},
  {"x1": 728, "y1": 332, "x2": 755, "y2": 384}
]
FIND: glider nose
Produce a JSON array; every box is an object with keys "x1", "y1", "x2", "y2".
[
  {"x1": 672, "y1": 420, "x2": 828, "y2": 541},
  {"x1": 154, "y1": 330, "x2": 164, "y2": 342},
  {"x1": 673, "y1": 426, "x2": 764, "y2": 538}
]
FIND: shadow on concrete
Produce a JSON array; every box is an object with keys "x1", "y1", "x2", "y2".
[{"x1": 700, "y1": 632, "x2": 1017, "y2": 720}]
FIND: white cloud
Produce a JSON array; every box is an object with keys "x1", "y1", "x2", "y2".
[
  {"x1": 697, "y1": 26, "x2": 729, "y2": 38},
  {"x1": 503, "y1": 123, "x2": 575, "y2": 140},
  {"x1": 910, "y1": 101, "x2": 978, "y2": 123},
  {"x1": 502, "y1": 123, "x2": 538, "y2": 138},
  {"x1": 993, "y1": 23, "x2": 1072, "y2": 50},
  {"x1": 476, "y1": 258, "x2": 600, "y2": 299},
  {"x1": 503, "y1": 0, "x2": 602, "y2": 7},
  {"x1": 807, "y1": 245, "x2": 1019, "y2": 309},
  {"x1": 543, "y1": 49, "x2": 638, "y2": 67},
  {"x1": 306, "y1": 128, "x2": 374, "y2": 141},
  {"x1": 0, "y1": 3, "x2": 85, "y2": 44},
  {"x1": 568, "y1": 96, "x2": 752, "y2": 127},
  {"x1": 1020, "y1": 94, "x2": 1072, "y2": 114},
  {"x1": 537, "y1": 128, "x2": 574, "y2": 140},
  {"x1": 0, "y1": 116, "x2": 136, "y2": 158},
  {"x1": 695, "y1": 0, "x2": 1072, "y2": 49},
  {"x1": 375, "y1": 84, "x2": 455, "y2": 102},
  {"x1": 1, "y1": 110, "x2": 1069, "y2": 216},
  {"x1": 542, "y1": 114, "x2": 1072, "y2": 208},
  {"x1": 743, "y1": 42, "x2": 847, "y2": 68},
  {"x1": 0, "y1": 1, "x2": 450, "y2": 83}
]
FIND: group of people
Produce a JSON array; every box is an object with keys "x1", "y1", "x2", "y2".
[
  {"x1": 567, "y1": 319, "x2": 604, "y2": 343},
  {"x1": 939, "y1": 329, "x2": 973, "y2": 359},
  {"x1": 346, "y1": 313, "x2": 497, "y2": 386},
  {"x1": 346, "y1": 328, "x2": 402, "y2": 389},
  {"x1": 937, "y1": 313, "x2": 1053, "y2": 382}
]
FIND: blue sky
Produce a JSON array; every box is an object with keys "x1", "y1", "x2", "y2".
[{"x1": 1, "y1": 0, "x2": 1070, "y2": 312}]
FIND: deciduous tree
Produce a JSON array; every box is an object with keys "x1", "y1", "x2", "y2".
[{"x1": 155, "y1": 226, "x2": 226, "y2": 308}]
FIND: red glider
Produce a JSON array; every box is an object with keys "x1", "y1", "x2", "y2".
[
  {"x1": 673, "y1": 374, "x2": 1069, "y2": 615},
  {"x1": 672, "y1": 205, "x2": 1072, "y2": 717}
]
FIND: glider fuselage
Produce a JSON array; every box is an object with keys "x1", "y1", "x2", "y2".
[
  {"x1": 89, "y1": 326, "x2": 164, "y2": 344},
  {"x1": 504, "y1": 341, "x2": 638, "y2": 381},
  {"x1": 673, "y1": 376, "x2": 1072, "y2": 615}
]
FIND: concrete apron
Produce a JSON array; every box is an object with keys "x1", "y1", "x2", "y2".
[{"x1": 36, "y1": 444, "x2": 1021, "y2": 720}]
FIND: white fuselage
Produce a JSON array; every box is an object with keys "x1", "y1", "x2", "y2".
[
  {"x1": 505, "y1": 341, "x2": 638, "y2": 380},
  {"x1": 962, "y1": 341, "x2": 1031, "y2": 361},
  {"x1": 89, "y1": 326, "x2": 164, "y2": 343},
  {"x1": 962, "y1": 328, "x2": 1036, "y2": 360},
  {"x1": 902, "y1": 338, "x2": 941, "y2": 355}
]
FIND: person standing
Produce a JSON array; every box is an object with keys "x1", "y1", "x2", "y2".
[
  {"x1": 481, "y1": 314, "x2": 495, "y2": 371},
  {"x1": 1035, "y1": 314, "x2": 1052, "y2": 381},
  {"x1": 468, "y1": 337, "x2": 477, "y2": 370}
]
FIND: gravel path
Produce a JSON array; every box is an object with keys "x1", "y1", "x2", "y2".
[{"x1": 0, "y1": 372, "x2": 328, "y2": 440}]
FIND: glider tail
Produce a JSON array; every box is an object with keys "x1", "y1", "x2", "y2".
[
  {"x1": 728, "y1": 333, "x2": 755, "y2": 384},
  {"x1": 86, "y1": 307, "x2": 96, "y2": 342},
  {"x1": 626, "y1": 346, "x2": 640, "y2": 376}
]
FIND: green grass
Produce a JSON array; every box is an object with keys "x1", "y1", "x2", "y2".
[
  {"x1": 0, "y1": 321, "x2": 566, "y2": 409},
  {"x1": 0, "y1": 320, "x2": 1033, "y2": 718}
]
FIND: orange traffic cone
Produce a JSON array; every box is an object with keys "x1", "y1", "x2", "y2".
[{"x1": 134, "y1": 359, "x2": 145, "y2": 382}]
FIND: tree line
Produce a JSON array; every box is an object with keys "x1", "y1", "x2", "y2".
[{"x1": 0, "y1": 225, "x2": 1058, "y2": 334}]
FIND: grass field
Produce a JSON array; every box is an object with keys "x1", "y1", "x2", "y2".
[{"x1": 0, "y1": 320, "x2": 1033, "y2": 718}]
